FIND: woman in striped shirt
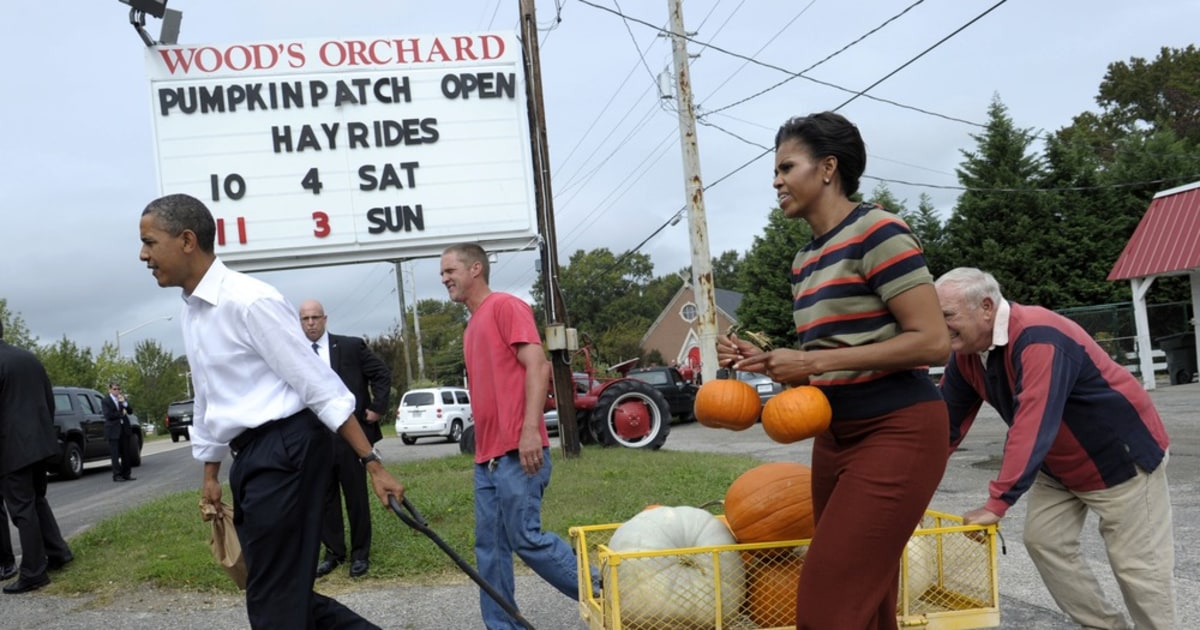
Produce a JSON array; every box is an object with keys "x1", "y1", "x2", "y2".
[{"x1": 719, "y1": 112, "x2": 951, "y2": 629}]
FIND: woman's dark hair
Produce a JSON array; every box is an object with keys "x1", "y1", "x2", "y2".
[{"x1": 773, "y1": 112, "x2": 867, "y2": 197}]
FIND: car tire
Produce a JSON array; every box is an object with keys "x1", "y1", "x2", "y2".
[
  {"x1": 171, "y1": 433, "x2": 180, "y2": 443},
  {"x1": 59, "y1": 442, "x2": 84, "y2": 480},
  {"x1": 400, "y1": 434, "x2": 417, "y2": 445},
  {"x1": 459, "y1": 425, "x2": 476, "y2": 455},
  {"x1": 448, "y1": 420, "x2": 463, "y2": 443}
]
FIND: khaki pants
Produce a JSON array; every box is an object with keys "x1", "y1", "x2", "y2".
[{"x1": 1023, "y1": 452, "x2": 1175, "y2": 630}]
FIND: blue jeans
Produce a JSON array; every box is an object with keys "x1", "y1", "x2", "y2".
[{"x1": 474, "y1": 448, "x2": 593, "y2": 630}]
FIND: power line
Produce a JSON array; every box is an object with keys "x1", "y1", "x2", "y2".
[
  {"x1": 585, "y1": 0, "x2": 1012, "y2": 267},
  {"x1": 700, "y1": 0, "x2": 816, "y2": 106},
  {"x1": 702, "y1": 0, "x2": 923, "y2": 116},
  {"x1": 576, "y1": 0, "x2": 983, "y2": 128},
  {"x1": 613, "y1": 0, "x2": 661, "y2": 97},
  {"x1": 832, "y1": 0, "x2": 1008, "y2": 112},
  {"x1": 865, "y1": 172, "x2": 1200, "y2": 194}
]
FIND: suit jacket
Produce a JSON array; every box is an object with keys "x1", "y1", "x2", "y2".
[
  {"x1": 0, "y1": 341, "x2": 60, "y2": 476},
  {"x1": 328, "y1": 333, "x2": 392, "y2": 444},
  {"x1": 101, "y1": 394, "x2": 134, "y2": 441}
]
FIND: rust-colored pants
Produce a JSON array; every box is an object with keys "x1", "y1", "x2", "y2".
[{"x1": 795, "y1": 400, "x2": 949, "y2": 629}]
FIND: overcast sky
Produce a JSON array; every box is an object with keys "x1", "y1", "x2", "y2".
[{"x1": 2, "y1": 0, "x2": 1197, "y2": 358}]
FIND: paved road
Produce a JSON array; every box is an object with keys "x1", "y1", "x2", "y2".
[{"x1": 4, "y1": 383, "x2": 1198, "y2": 628}]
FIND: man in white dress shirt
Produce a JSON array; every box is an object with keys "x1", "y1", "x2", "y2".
[{"x1": 138, "y1": 193, "x2": 404, "y2": 629}]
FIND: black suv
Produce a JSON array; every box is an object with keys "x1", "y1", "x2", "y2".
[
  {"x1": 164, "y1": 399, "x2": 194, "y2": 442},
  {"x1": 626, "y1": 366, "x2": 699, "y2": 422},
  {"x1": 51, "y1": 386, "x2": 142, "y2": 479}
]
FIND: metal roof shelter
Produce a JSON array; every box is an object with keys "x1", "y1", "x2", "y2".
[{"x1": 1108, "y1": 180, "x2": 1200, "y2": 388}]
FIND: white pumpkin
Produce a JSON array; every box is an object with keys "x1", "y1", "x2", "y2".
[{"x1": 606, "y1": 505, "x2": 745, "y2": 628}]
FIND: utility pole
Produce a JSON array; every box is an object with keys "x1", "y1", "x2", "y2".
[
  {"x1": 521, "y1": 0, "x2": 582, "y2": 457},
  {"x1": 393, "y1": 260, "x2": 414, "y2": 387},
  {"x1": 405, "y1": 263, "x2": 427, "y2": 381},
  {"x1": 667, "y1": 0, "x2": 719, "y2": 383}
]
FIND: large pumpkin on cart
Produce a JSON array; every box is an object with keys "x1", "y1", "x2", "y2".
[{"x1": 724, "y1": 461, "x2": 815, "y2": 544}]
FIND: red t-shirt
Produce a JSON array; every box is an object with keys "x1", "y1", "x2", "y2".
[{"x1": 463, "y1": 292, "x2": 549, "y2": 463}]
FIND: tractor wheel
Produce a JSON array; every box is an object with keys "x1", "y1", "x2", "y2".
[{"x1": 592, "y1": 380, "x2": 670, "y2": 450}]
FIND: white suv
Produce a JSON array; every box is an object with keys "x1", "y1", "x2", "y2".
[{"x1": 396, "y1": 387, "x2": 473, "y2": 444}]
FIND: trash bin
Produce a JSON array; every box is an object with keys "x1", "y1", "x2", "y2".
[{"x1": 1157, "y1": 332, "x2": 1197, "y2": 385}]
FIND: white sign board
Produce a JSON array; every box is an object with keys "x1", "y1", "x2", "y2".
[{"x1": 145, "y1": 33, "x2": 538, "y2": 271}]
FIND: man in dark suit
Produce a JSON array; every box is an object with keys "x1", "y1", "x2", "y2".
[
  {"x1": 299, "y1": 300, "x2": 392, "y2": 579},
  {"x1": 0, "y1": 321, "x2": 73, "y2": 594},
  {"x1": 101, "y1": 382, "x2": 136, "y2": 482}
]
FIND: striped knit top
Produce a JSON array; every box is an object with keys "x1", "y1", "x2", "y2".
[{"x1": 791, "y1": 203, "x2": 940, "y2": 419}]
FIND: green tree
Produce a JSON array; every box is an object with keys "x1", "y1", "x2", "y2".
[
  {"x1": 531, "y1": 248, "x2": 666, "y2": 361},
  {"x1": 130, "y1": 339, "x2": 187, "y2": 433},
  {"x1": 865, "y1": 181, "x2": 908, "y2": 215},
  {"x1": 1096, "y1": 45, "x2": 1200, "y2": 144},
  {"x1": 736, "y1": 208, "x2": 812, "y2": 349},
  {"x1": 905, "y1": 193, "x2": 949, "y2": 279},
  {"x1": 943, "y1": 96, "x2": 1063, "y2": 306},
  {"x1": 1048, "y1": 45, "x2": 1200, "y2": 306},
  {"x1": 413, "y1": 298, "x2": 468, "y2": 387},
  {"x1": 36, "y1": 336, "x2": 97, "y2": 388},
  {"x1": 0, "y1": 298, "x2": 38, "y2": 350}
]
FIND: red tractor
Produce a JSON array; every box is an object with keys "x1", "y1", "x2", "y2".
[
  {"x1": 546, "y1": 348, "x2": 671, "y2": 450},
  {"x1": 458, "y1": 347, "x2": 671, "y2": 455}
]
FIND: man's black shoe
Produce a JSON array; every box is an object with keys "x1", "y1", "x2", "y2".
[
  {"x1": 113, "y1": 477, "x2": 128, "y2": 482},
  {"x1": 349, "y1": 560, "x2": 369, "y2": 578},
  {"x1": 48, "y1": 554, "x2": 74, "y2": 571},
  {"x1": 3, "y1": 573, "x2": 50, "y2": 594},
  {"x1": 315, "y1": 558, "x2": 341, "y2": 578},
  {"x1": 122, "y1": 476, "x2": 137, "y2": 481},
  {"x1": 0, "y1": 565, "x2": 15, "y2": 581}
]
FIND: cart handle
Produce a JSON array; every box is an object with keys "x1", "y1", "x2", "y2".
[{"x1": 388, "y1": 495, "x2": 537, "y2": 630}]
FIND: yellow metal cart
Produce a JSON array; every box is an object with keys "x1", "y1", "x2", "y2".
[{"x1": 571, "y1": 510, "x2": 1000, "y2": 630}]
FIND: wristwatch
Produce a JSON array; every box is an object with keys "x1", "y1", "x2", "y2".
[{"x1": 360, "y1": 447, "x2": 382, "y2": 466}]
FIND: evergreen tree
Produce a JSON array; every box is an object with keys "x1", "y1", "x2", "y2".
[
  {"x1": 865, "y1": 181, "x2": 908, "y2": 215},
  {"x1": 943, "y1": 96, "x2": 1062, "y2": 306},
  {"x1": 736, "y1": 208, "x2": 812, "y2": 349},
  {"x1": 907, "y1": 193, "x2": 949, "y2": 279}
]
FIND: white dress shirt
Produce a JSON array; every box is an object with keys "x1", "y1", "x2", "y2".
[
  {"x1": 978, "y1": 298, "x2": 1011, "y2": 368},
  {"x1": 181, "y1": 258, "x2": 354, "y2": 463}
]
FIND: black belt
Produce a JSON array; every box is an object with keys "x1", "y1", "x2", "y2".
[
  {"x1": 230, "y1": 422, "x2": 276, "y2": 457},
  {"x1": 229, "y1": 409, "x2": 313, "y2": 457}
]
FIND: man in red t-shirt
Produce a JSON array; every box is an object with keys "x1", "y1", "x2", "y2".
[{"x1": 441, "y1": 243, "x2": 595, "y2": 630}]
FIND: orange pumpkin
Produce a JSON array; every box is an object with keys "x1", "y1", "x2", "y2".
[
  {"x1": 746, "y1": 553, "x2": 804, "y2": 627},
  {"x1": 724, "y1": 462, "x2": 814, "y2": 544},
  {"x1": 761, "y1": 386, "x2": 832, "y2": 443},
  {"x1": 694, "y1": 375, "x2": 761, "y2": 431}
]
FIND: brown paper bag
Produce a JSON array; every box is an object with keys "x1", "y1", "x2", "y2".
[{"x1": 200, "y1": 501, "x2": 247, "y2": 589}]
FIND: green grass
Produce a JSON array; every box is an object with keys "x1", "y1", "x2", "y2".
[{"x1": 50, "y1": 447, "x2": 761, "y2": 597}]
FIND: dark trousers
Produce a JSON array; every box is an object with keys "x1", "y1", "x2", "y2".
[
  {"x1": 1, "y1": 461, "x2": 71, "y2": 579},
  {"x1": 795, "y1": 400, "x2": 949, "y2": 630},
  {"x1": 108, "y1": 424, "x2": 133, "y2": 479},
  {"x1": 229, "y1": 410, "x2": 378, "y2": 630},
  {"x1": 321, "y1": 435, "x2": 372, "y2": 563},
  {"x1": 0, "y1": 498, "x2": 13, "y2": 568}
]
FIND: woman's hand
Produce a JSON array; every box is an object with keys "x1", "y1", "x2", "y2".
[
  {"x1": 734, "y1": 348, "x2": 817, "y2": 386},
  {"x1": 716, "y1": 332, "x2": 762, "y2": 369}
]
